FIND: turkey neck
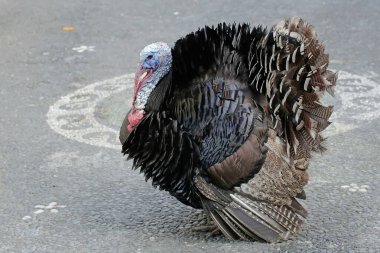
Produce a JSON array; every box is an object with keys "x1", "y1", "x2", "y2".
[{"x1": 144, "y1": 70, "x2": 172, "y2": 112}]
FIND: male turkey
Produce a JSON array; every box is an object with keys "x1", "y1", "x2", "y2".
[{"x1": 120, "y1": 17, "x2": 336, "y2": 242}]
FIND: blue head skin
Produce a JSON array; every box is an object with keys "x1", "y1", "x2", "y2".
[
  {"x1": 141, "y1": 52, "x2": 160, "y2": 69},
  {"x1": 127, "y1": 42, "x2": 172, "y2": 132}
]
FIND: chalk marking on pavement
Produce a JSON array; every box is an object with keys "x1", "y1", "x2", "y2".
[
  {"x1": 340, "y1": 183, "x2": 370, "y2": 193},
  {"x1": 72, "y1": 45, "x2": 95, "y2": 53},
  {"x1": 46, "y1": 71, "x2": 380, "y2": 150},
  {"x1": 22, "y1": 201, "x2": 67, "y2": 222},
  {"x1": 47, "y1": 74, "x2": 134, "y2": 150}
]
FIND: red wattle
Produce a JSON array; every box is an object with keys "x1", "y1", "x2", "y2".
[
  {"x1": 127, "y1": 109, "x2": 144, "y2": 132},
  {"x1": 127, "y1": 68, "x2": 151, "y2": 132}
]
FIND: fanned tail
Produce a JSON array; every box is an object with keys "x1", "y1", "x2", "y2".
[{"x1": 248, "y1": 17, "x2": 337, "y2": 161}]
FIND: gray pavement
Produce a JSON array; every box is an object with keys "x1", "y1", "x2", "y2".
[{"x1": 1, "y1": 0, "x2": 380, "y2": 252}]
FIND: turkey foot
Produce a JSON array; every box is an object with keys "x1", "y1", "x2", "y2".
[{"x1": 192, "y1": 222, "x2": 221, "y2": 239}]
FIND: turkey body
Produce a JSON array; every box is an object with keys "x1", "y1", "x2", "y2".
[{"x1": 120, "y1": 18, "x2": 336, "y2": 242}]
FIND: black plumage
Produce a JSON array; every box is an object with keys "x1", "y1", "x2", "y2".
[{"x1": 120, "y1": 17, "x2": 336, "y2": 242}]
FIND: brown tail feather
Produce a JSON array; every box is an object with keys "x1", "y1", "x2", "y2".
[
  {"x1": 235, "y1": 128, "x2": 309, "y2": 206},
  {"x1": 249, "y1": 17, "x2": 337, "y2": 161}
]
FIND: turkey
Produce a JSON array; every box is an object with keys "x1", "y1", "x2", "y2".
[{"x1": 120, "y1": 17, "x2": 336, "y2": 242}]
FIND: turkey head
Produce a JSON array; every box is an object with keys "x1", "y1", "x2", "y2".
[{"x1": 127, "y1": 42, "x2": 172, "y2": 132}]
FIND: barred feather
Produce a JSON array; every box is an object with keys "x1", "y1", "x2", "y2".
[{"x1": 247, "y1": 17, "x2": 336, "y2": 161}]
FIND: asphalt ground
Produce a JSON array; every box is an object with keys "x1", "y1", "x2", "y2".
[{"x1": 0, "y1": 0, "x2": 379, "y2": 252}]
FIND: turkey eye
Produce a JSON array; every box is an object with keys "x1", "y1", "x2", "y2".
[{"x1": 147, "y1": 55, "x2": 153, "y2": 60}]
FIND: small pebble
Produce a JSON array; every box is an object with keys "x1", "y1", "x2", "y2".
[
  {"x1": 341, "y1": 185, "x2": 349, "y2": 189},
  {"x1": 34, "y1": 209, "x2": 44, "y2": 215},
  {"x1": 173, "y1": 11, "x2": 179, "y2": 15},
  {"x1": 34, "y1": 205, "x2": 46, "y2": 209},
  {"x1": 348, "y1": 188, "x2": 357, "y2": 192},
  {"x1": 22, "y1": 216, "x2": 32, "y2": 221},
  {"x1": 361, "y1": 185, "x2": 370, "y2": 189},
  {"x1": 350, "y1": 183, "x2": 358, "y2": 187},
  {"x1": 50, "y1": 209, "x2": 59, "y2": 213},
  {"x1": 358, "y1": 188, "x2": 367, "y2": 192}
]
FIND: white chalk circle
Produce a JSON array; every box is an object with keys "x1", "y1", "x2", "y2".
[
  {"x1": 46, "y1": 71, "x2": 380, "y2": 150},
  {"x1": 47, "y1": 74, "x2": 134, "y2": 150}
]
